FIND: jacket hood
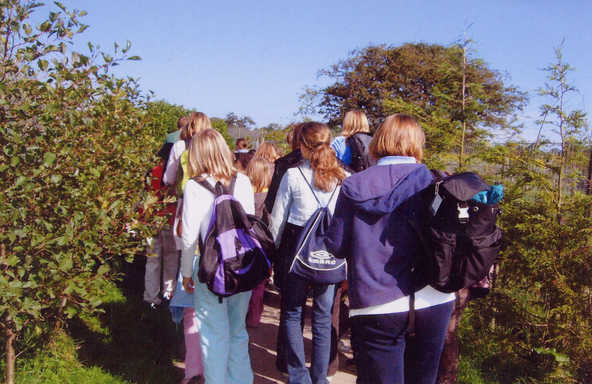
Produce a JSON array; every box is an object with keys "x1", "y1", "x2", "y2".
[{"x1": 341, "y1": 163, "x2": 433, "y2": 214}]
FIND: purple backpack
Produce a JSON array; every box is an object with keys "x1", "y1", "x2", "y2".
[{"x1": 196, "y1": 177, "x2": 274, "y2": 302}]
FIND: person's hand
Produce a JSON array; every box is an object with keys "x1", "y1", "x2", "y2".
[{"x1": 182, "y1": 276, "x2": 194, "y2": 293}]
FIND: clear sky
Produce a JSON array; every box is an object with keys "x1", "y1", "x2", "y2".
[{"x1": 54, "y1": 1, "x2": 591, "y2": 141}]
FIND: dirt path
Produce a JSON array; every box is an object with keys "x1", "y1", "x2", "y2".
[{"x1": 248, "y1": 288, "x2": 356, "y2": 384}]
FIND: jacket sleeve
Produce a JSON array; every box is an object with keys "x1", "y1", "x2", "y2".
[
  {"x1": 264, "y1": 160, "x2": 284, "y2": 214},
  {"x1": 163, "y1": 142, "x2": 182, "y2": 186},
  {"x1": 268, "y1": 172, "x2": 292, "y2": 247},
  {"x1": 181, "y1": 180, "x2": 209, "y2": 278},
  {"x1": 331, "y1": 136, "x2": 347, "y2": 162},
  {"x1": 325, "y1": 190, "x2": 353, "y2": 259}
]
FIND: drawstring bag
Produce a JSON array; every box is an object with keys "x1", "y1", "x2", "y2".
[{"x1": 288, "y1": 167, "x2": 347, "y2": 284}]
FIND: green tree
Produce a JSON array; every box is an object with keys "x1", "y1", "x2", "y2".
[
  {"x1": 144, "y1": 100, "x2": 192, "y2": 141},
  {"x1": 306, "y1": 43, "x2": 526, "y2": 169},
  {"x1": 536, "y1": 44, "x2": 588, "y2": 220},
  {"x1": 211, "y1": 117, "x2": 233, "y2": 147},
  {"x1": 0, "y1": 2, "x2": 162, "y2": 382},
  {"x1": 225, "y1": 112, "x2": 255, "y2": 144},
  {"x1": 457, "y1": 48, "x2": 591, "y2": 384}
]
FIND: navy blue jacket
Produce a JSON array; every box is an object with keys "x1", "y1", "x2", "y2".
[{"x1": 325, "y1": 163, "x2": 433, "y2": 309}]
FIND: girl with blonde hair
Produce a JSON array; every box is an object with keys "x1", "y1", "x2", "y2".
[
  {"x1": 244, "y1": 157, "x2": 274, "y2": 328},
  {"x1": 180, "y1": 128, "x2": 255, "y2": 384},
  {"x1": 269, "y1": 121, "x2": 348, "y2": 384},
  {"x1": 331, "y1": 110, "x2": 375, "y2": 171},
  {"x1": 253, "y1": 141, "x2": 280, "y2": 163},
  {"x1": 166, "y1": 111, "x2": 212, "y2": 384}
]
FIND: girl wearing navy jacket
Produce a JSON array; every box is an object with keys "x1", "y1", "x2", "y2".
[{"x1": 325, "y1": 114, "x2": 455, "y2": 384}]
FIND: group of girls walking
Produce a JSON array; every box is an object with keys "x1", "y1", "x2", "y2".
[{"x1": 150, "y1": 109, "x2": 454, "y2": 384}]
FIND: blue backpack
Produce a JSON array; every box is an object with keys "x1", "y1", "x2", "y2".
[
  {"x1": 288, "y1": 168, "x2": 347, "y2": 284},
  {"x1": 196, "y1": 177, "x2": 274, "y2": 301}
]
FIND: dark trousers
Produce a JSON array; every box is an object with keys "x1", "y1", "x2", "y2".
[{"x1": 350, "y1": 301, "x2": 454, "y2": 384}]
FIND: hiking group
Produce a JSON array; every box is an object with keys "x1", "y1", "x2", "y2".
[{"x1": 143, "y1": 110, "x2": 503, "y2": 384}]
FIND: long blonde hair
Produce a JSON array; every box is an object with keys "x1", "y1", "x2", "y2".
[
  {"x1": 247, "y1": 157, "x2": 273, "y2": 193},
  {"x1": 300, "y1": 122, "x2": 346, "y2": 192},
  {"x1": 254, "y1": 142, "x2": 280, "y2": 163},
  {"x1": 341, "y1": 110, "x2": 370, "y2": 138},
  {"x1": 188, "y1": 129, "x2": 236, "y2": 185},
  {"x1": 182, "y1": 111, "x2": 212, "y2": 141}
]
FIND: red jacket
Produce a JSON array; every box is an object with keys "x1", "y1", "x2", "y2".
[{"x1": 146, "y1": 163, "x2": 176, "y2": 225}]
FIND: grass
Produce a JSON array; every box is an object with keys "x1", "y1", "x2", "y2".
[
  {"x1": 15, "y1": 331, "x2": 130, "y2": 384},
  {"x1": 5, "y1": 255, "x2": 184, "y2": 384}
]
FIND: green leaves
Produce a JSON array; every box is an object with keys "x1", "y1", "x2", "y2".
[
  {"x1": 1, "y1": 0, "x2": 161, "y2": 374},
  {"x1": 43, "y1": 152, "x2": 56, "y2": 166},
  {"x1": 37, "y1": 59, "x2": 48, "y2": 71}
]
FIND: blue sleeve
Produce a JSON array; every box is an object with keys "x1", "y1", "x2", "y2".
[{"x1": 331, "y1": 136, "x2": 352, "y2": 165}]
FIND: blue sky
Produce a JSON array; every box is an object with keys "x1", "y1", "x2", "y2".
[{"x1": 54, "y1": 1, "x2": 591, "y2": 141}]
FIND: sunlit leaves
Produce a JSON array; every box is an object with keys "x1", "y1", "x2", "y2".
[{"x1": 0, "y1": 0, "x2": 162, "y2": 375}]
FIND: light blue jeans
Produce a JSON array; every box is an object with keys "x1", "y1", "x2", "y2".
[{"x1": 192, "y1": 271, "x2": 253, "y2": 384}]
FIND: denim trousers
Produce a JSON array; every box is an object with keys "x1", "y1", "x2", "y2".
[
  {"x1": 283, "y1": 273, "x2": 336, "y2": 384},
  {"x1": 350, "y1": 301, "x2": 454, "y2": 384},
  {"x1": 192, "y1": 275, "x2": 253, "y2": 384}
]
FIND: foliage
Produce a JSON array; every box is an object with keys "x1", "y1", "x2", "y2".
[
  {"x1": 211, "y1": 117, "x2": 233, "y2": 148},
  {"x1": 535, "y1": 44, "x2": 589, "y2": 218},
  {"x1": 260, "y1": 123, "x2": 292, "y2": 156},
  {"x1": 224, "y1": 112, "x2": 255, "y2": 147},
  {"x1": 12, "y1": 330, "x2": 131, "y2": 384},
  {"x1": 305, "y1": 43, "x2": 526, "y2": 169},
  {"x1": 456, "y1": 49, "x2": 591, "y2": 381},
  {"x1": 144, "y1": 100, "x2": 192, "y2": 142},
  {"x1": 0, "y1": 1, "x2": 164, "y2": 381}
]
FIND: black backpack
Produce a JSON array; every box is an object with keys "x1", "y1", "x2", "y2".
[
  {"x1": 411, "y1": 171, "x2": 502, "y2": 293},
  {"x1": 407, "y1": 171, "x2": 502, "y2": 336},
  {"x1": 196, "y1": 177, "x2": 275, "y2": 302},
  {"x1": 346, "y1": 132, "x2": 376, "y2": 172}
]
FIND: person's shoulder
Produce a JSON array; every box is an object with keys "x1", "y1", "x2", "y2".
[
  {"x1": 235, "y1": 172, "x2": 250, "y2": 184},
  {"x1": 235, "y1": 172, "x2": 254, "y2": 191},
  {"x1": 172, "y1": 140, "x2": 185, "y2": 152},
  {"x1": 183, "y1": 178, "x2": 201, "y2": 194},
  {"x1": 333, "y1": 135, "x2": 346, "y2": 144}
]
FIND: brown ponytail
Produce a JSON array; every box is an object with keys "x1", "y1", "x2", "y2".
[{"x1": 300, "y1": 122, "x2": 346, "y2": 192}]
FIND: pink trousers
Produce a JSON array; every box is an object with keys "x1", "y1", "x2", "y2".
[
  {"x1": 246, "y1": 280, "x2": 266, "y2": 327},
  {"x1": 183, "y1": 308, "x2": 204, "y2": 381}
]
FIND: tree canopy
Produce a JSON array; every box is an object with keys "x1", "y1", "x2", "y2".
[{"x1": 306, "y1": 43, "x2": 527, "y2": 168}]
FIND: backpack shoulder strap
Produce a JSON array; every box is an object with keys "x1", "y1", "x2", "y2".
[
  {"x1": 297, "y1": 167, "x2": 339, "y2": 208},
  {"x1": 193, "y1": 175, "x2": 237, "y2": 196},
  {"x1": 229, "y1": 175, "x2": 237, "y2": 195},
  {"x1": 297, "y1": 167, "x2": 321, "y2": 207},
  {"x1": 194, "y1": 177, "x2": 218, "y2": 195}
]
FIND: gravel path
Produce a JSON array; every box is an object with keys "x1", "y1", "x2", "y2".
[{"x1": 248, "y1": 288, "x2": 357, "y2": 384}]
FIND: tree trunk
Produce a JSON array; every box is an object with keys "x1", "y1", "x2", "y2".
[
  {"x1": 459, "y1": 46, "x2": 467, "y2": 171},
  {"x1": 5, "y1": 326, "x2": 16, "y2": 384},
  {"x1": 587, "y1": 147, "x2": 592, "y2": 195},
  {"x1": 437, "y1": 288, "x2": 470, "y2": 384}
]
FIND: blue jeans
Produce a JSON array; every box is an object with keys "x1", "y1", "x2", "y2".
[
  {"x1": 282, "y1": 274, "x2": 336, "y2": 384},
  {"x1": 350, "y1": 301, "x2": 454, "y2": 384}
]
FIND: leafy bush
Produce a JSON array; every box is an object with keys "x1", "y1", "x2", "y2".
[{"x1": 0, "y1": 2, "x2": 165, "y2": 382}]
